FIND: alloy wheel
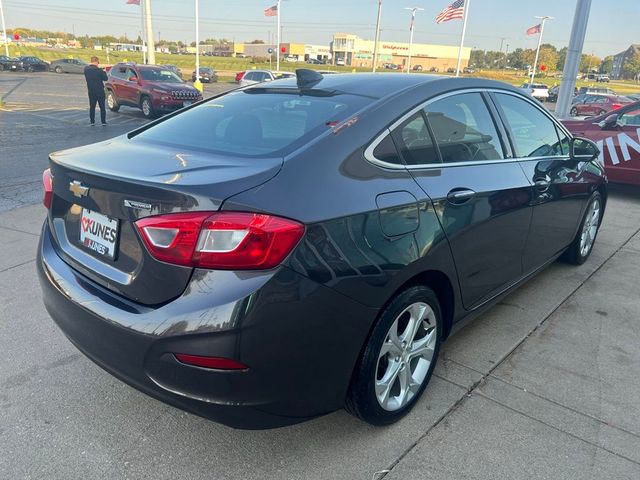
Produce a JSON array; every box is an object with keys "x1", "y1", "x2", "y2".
[
  {"x1": 107, "y1": 93, "x2": 115, "y2": 109},
  {"x1": 375, "y1": 302, "x2": 437, "y2": 411},
  {"x1": 579, "y1": 197, "x2": 601, "y2": 257},
  {"x1": 142, "y1": 98, "x2": 151, "y2": 117}
]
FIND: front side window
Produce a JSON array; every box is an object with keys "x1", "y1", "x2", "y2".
[
  {"x1": 425, "y1": 92, "x2": 504, "y2": 163},
  {"x1": 139, "y1": 68, "x2": 183, "y2": 83},
  {"x1": 134, "y1": 90, "x2": 370, "y2": 157},
  {"x1": 494, "y1": 93, "x2": 564, "y2": 158},
  {"x1": 619, "y1": 107, "x2": 640, "y2": 126}
]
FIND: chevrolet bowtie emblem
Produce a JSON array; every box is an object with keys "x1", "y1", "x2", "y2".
[{"x1": 69, "y1": 181, "x2": 89, "y2": 198}]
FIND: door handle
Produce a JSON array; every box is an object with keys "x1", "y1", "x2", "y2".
[{"x1": 447, "y1": 188, "x2": 476, "y2": 204}]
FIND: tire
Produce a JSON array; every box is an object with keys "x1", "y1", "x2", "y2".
[
  {"x1": 570, "y1": 107, "x2": 578, "y2": 116},
  {"x1": 562, "y1": 191, "x2": 603, "y2": 265},
  {"x1": 0, "y1": 64, "x2": 4, "y2": 72},
  {"x1": 54, "y1": 66, "x2": 63, "y2": 74},
  {"x1": 140, "y1": 95, "x2": 155, "y2": 118},
  {"x1": 346, "y1": 285, "x2": 441, "y2": 426},
  {"x1": 106, "y1": 90, "x2": 120, "y2": 112},
  {"x1": 26, "y1": 66, "x2": 34, "y2": 73}
]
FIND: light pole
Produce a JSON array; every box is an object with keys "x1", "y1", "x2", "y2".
[
  {"x1": 143, "y1": 0, "x2": 155, "y2": 64},
  {"x1": 193, "y1": 0, "x2": 202, "y2": 92},
  {"x1": 372, "y1": 0, "x2": 382, "y2": 72},
  {"x1": 0, "y1": 0, "x2": 9, "y2": 57},
  {"x1": 405, "y1": 7, "x2": 424, "y2": 73},
  {"x1": 556, "y1": 0, "x2": 592, "y2": 118},
  {"x1": 529, "y1": 15, "x2": 553, "y2": 85},
  {"x1": 504, "y1": 43, "x2": 509, "y2": 70}
]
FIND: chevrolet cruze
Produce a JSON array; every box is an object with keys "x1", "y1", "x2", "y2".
[{"x1": 38, "y1": 70, "x2": 606, "y2": 429}]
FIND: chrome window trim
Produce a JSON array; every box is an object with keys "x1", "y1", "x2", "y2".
[{"x1": 364, "y1": 87, "x2": 573, "y2": 170}]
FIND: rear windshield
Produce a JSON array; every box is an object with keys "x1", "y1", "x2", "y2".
[
  {"x1": 133, "y1": 90, "x2": 370, "y2": 157},
  {"x1": 139, "y1": 69, "x2": 183, "y2": 83}
]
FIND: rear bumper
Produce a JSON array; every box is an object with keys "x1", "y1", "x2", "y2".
[{"x1": 37, "y1": 221, "x2": 377, "y2": 429}]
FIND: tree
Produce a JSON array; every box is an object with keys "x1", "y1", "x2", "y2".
[
  {"x1": 507, "y1": 48, "x2": 525, "y2": 69},
  {"x1": 600, "y1": 55, "x2": 614, "y2": 74},
  {"x1": 249, "y1": 39, "x2": 265, "y2": 44},
  {"x1": 522, "y1": 46, "x2": 558, "y2": 71},
  {"x1": 624, "y1": 51, "x2": 640, "y2": 79},
  {"x1": 557, "y1": 46, "x2": 568, "y2": 71},
  {"x1": 580, "y1": 54, "x2": 601, "y2": 73}
]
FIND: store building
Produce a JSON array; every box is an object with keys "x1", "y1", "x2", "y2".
[{"x1": 331, "y1": 33, "x2": 470, "y2": 71}]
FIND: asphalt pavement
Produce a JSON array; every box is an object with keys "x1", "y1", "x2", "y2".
[
  {"x1": 1, "y1": 71, "x2": 640, "y2": 480},
  {"x1": 0, "y1": 71, "x2": 233, "y2": 212}
]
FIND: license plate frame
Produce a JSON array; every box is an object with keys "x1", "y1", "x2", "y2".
[{"x1": 79, "y1": 208, "x2": 119, "y2": 260}]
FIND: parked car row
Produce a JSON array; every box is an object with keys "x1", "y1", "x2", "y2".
[{"x1": 0, "y1": 55, "x2": 49, "y2": 72}]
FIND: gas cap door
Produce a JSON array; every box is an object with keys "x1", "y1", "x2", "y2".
[{"x1": 375, "y1": 191, "x2": 419, "y2": 237}]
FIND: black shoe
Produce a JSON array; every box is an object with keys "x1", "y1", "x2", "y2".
[{"x1": 90, "y1": 122, "x2": 95, "y2": 126}]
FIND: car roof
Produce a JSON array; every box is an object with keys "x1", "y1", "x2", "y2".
[{"x1": 254, "y1": 73, "x2": 523, "y2": 100}]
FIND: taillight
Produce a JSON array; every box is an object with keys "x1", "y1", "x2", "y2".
[
  {"x1": 42, "y1": 168, "x2": 53, "y2": 209},
  {"x1": 174, "y1": 353, "x2": 248, "y2": 370},
  {"x1": 611, "y1": 104, "x2": 622, "y2": 110},
  {"x1": 135, "y1": 211, "x2": 304, "y2": 270}
]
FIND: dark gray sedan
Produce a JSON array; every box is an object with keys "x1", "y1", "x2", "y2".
[
  {"x1": 37, "y1": 70, "x2": 606, "y2": 429},
  {"x1": 50, "y1": 58, "x2": 89, "y2": 74}
]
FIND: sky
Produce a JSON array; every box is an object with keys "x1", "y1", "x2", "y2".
[{"x1": 3, "y1": 0, "x2": 639, "y2": 57}]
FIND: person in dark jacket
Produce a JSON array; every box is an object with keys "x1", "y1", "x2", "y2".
[{"x1": 84, "y1": 56, "x2": 108, "y2": 125}]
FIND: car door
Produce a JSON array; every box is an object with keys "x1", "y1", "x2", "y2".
[
  {"x1": 490, "y1": 91, "x2": 590, "y2": 272},
  {"x1": 598, "y1": 105, "x2": 640, "y2": 184},
  {"x1": 398, "y1": 91, "x2": 532, "y2": 309},
  {"x1": 122, "y1": 67, "x2": 140, "y2": 104}
]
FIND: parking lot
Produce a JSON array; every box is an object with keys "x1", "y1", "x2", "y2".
[{"x1": 1, "y1": 71, "x2": 640, "y2": 479}]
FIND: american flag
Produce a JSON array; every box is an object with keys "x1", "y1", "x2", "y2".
[
  {"x1": 435, "y1": 0, "x2": 465, "y2": 24},
  {"x1": 264, "y1": 4, "x2": 278, "y2": 17},
  {"x1": 126, "y1": 0, "x2": 140, "y2": 4},
  {"x1": 526, "y1": 23, "x2": 542, "y2": 35}
]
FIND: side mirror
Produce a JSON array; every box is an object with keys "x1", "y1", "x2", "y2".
[
  {"x1": 597, "y1": 113, "x2": 618, "y2": 130},
  {"x1": 569, "y1": 137, "x2": 599, "y2": 162},
  {"x1": 128, "y1": 76, "x2": 138, "y2": 82}
]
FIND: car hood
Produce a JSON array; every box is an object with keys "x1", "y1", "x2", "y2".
[{"x1": 144, "y1": 82, "x2": 198, "y2": 93}]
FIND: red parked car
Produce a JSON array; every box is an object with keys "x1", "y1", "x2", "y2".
[
  {"x1": 105, "y1": 63, "x2": 202, "y2": 118},
  {"x1": 569, "y1": 94, "x2": 632, "y2": 117},
  {"x1": 563, "y1": 101, "x2": 640, "y2": 185},
  {"x1": 235, "y1": 71, "x2": 246, "y2": 83}
]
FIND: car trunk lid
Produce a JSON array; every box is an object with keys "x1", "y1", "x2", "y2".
[{"x1": 47, "y1": 136, "x2": 282, "y2": 306}]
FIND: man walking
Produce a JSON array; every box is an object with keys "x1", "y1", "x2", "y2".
[{"x1": 84, "y1": 56, "x2": 108, "y2": 126}]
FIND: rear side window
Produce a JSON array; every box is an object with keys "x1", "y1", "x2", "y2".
[
  {"x1": 134, "y1": 90, "x2": 370, "y2": 157},
  {"x1": 391, "y1": 112, "x2": 439, "y2": 165},
  {"x1": 426, "y1": 92, "x2": 504, "y2": 163},
  {"x1": 372, "y1": 134, "x2": 402, "y2": 165},
  {"x1": 493, "y1": 93, "x2": 564, "y2": 158}
]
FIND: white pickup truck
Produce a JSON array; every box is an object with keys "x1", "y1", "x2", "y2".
[{"x1": 520, "y1": 83, "x2": 550, "y2": 102}]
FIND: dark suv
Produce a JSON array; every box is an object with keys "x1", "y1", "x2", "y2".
[{"x1": 105, "y1": 63, "x2": 202, "y2": 118}]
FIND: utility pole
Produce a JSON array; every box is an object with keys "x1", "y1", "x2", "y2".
[
  {"x1": 143, "y1": 0, "x2": 155, "y2": 64},
  {"x1": 276, "y1": 0, "x2": 281, "y2": 71},
  {"x1": 404, "y1": 7, "x2": 423, "y2": 73},
  {"x1": 0, "y1": 0, "x2": 9, "y2": 57},
  {"x1": 504, "y1": 43, "x2": 509, "y2": 70},
  {"x1": 529, "y1": 16, "x2": 553, "y2": 85},
  {"x1": 556, "y1": 0, "x2": 592, "y2": 118},
  {"x1": 372, "y1": 0, "x2": 382, "y2": 72}
]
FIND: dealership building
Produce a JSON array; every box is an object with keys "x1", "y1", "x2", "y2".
[{"x1": 331, "y1": 33, "x2": 470, "y2": 70}]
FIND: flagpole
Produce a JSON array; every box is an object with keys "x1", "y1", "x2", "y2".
[
  {"x1": 455, "y1": 0, "x2": 470, "y2": 77},
  {"x1": 372, "y1": 0, "x2": 382, "y2": 72},
  {"x1": 529, "y1": 16, "x2": 553, "y2": 85},
  {"x1": 140, "y1": 0, "x2": 146, "y2": 64},
  {"x1": 405, "y1": 7, "x2": 423, "y2": 73},
  {"x1": 0, "y1": 0, "x2": 9, "y2": 57},
  {"x1": 276, "y1": 0, "x2": 281, "y2": 71}
]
